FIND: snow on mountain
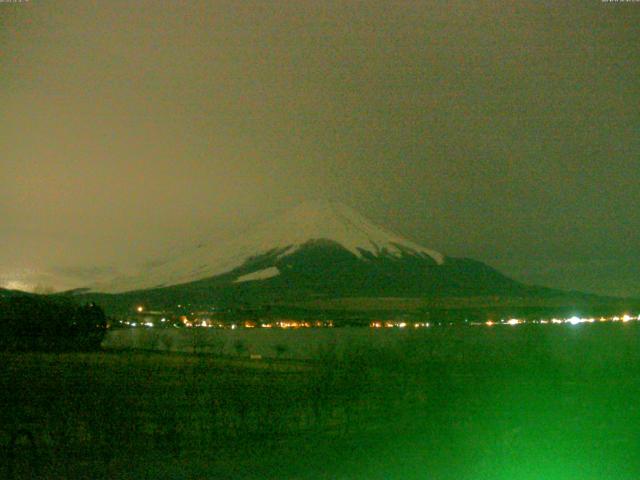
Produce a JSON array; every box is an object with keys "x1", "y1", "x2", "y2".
[
  {"x1": 89, "y1": 201, "x2": 444, "y2": 293},
  {"x1": 233, "y1": 266, "x2": 280, "y2": 283}
]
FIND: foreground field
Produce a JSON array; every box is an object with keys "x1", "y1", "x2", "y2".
[{"x1": 2, "y1": 324, "x2": 640, "y2": 479}]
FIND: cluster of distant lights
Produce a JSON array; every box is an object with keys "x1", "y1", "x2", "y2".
[
  {"x1": 179, "y1": 319, "x2": 334, "y2": 329},
  {"x1": 125, "y1": 307, "x2": 334, "y2": 329},
  {"x1": 122, "y1": 318, "x2": 169, "y2": 328},
  {"x1": 481, "y1": 314, "x2": 640, "y2": 327},
  {"x1": 370, "y1": 315, "x2": 640, "y2": 328},
  {"x1": 122, "y1": 320, "x2": 335, "y2": 329},
  {"x1": 370, "y1": 321, "x2": 430, "y2": 329}
]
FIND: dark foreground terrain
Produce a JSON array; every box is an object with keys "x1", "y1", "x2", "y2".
[{"x1": 1, "y1": 323, "x2": 640, "y2": 479}]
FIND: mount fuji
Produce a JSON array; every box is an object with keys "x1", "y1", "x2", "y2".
[{"x1": 79, "y1": 201, "x2": 529, "y2": 309}]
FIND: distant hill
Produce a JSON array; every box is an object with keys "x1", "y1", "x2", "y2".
[{"x1": 0, "y1": 287, "x2": 32, "y2": 298}]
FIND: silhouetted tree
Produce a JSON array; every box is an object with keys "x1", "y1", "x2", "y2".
[
  {"x1": 272, "y1": 343, "x2": 288, "y2": 358},
  {"x1": 233, "y1": 339, "x2": 248, "y2": 357}
]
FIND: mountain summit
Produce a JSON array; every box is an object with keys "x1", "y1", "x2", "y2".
[{"x1": 253, "y1": 200, "x2": 445, "y2": 264}]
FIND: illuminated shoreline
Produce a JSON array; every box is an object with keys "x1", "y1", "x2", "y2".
[{"x1": 117, "y1": 314, "x2": 639, "y2": 330}]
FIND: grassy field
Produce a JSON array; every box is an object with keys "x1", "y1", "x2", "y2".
[{"x1": 2, "y1": 323, "x2": 640, "y2": 479}]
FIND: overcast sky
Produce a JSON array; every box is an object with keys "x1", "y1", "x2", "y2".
[{"x1": 1, "y1": 0, "x2": 638, "y2": 296}]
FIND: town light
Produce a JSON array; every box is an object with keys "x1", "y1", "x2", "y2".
[{"x1": 567, "y1": 316, "x2": 581, "y2": 325}]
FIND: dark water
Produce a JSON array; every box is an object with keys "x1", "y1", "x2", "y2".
[{"x1": 105, "y1": 322, "x2": 640, "y2": 363}]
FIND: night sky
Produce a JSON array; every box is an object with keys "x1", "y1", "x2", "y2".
[{"x1": 1, "y1": 0, "x2": 638, "y2": 297}]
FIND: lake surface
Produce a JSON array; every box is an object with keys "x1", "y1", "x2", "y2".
[{"x1": 103, "y1": 322, "x2": 640, "y2": 363}]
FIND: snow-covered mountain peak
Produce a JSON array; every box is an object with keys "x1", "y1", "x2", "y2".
[
  {"x1": 268, "y1": 200, "x2": 444, "y2": 262},
  {"x1": 89, "y1": 201, "x2": 444, "y2": 293}
]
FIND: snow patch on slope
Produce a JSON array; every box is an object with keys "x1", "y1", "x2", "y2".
[{"x1": 234, "y1": 266, "x2": 280, "y2": 283}]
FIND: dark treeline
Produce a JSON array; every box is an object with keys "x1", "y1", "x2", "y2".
[{"x1": 0, "y1": 295, "x2": 107, "y2": 351}]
